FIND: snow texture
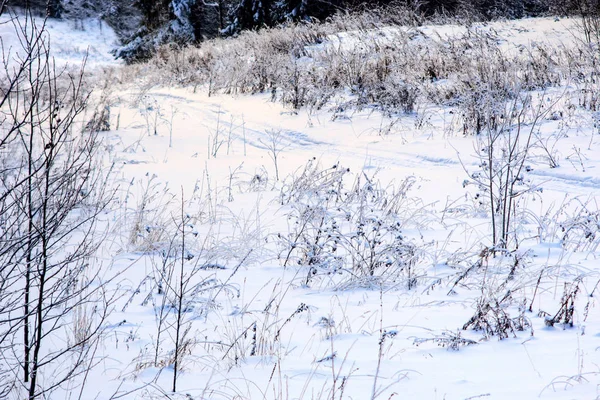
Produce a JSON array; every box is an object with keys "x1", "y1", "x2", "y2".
[{"x1": 2, "y1": 12, "x2": 600, "y2": 400}]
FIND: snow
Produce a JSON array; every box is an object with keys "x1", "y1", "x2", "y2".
[
  {"x1": 0, "y1": 12, "x2": 120, "y2": 69},
  {"x1": 3, "y1": 12, "x2": 600, "y2": 400},
  {"x1": 309, "y1": 17, "x2": 580, "y2": 58}
]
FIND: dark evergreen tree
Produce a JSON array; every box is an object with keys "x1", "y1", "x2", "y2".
[
  {"x1": 46, "y1": 0, "x2": 62, "y2": 17},
  {"x1": 189, "y1": 0, "x2": 220, "y2": 39},
  {"x1": 135, "y1": 0, "x2": 172, "y2": 30},
  {"x1": 272, "y1": 0, "x2": 345, "y2": 22},
  {"x1": 227, "y1": 0, "x2": 273, "y2": 33},
  {"x1": 226, "y1": 0, "x2": 349, "y2": 33},
  {"x1": 170, "y1": 0, "x2": 196, "y2": 42},
  {"x1": 274, "y1": 0, "x2": 306, "y2": 20},
  {"x1": 419, "y1": 0, "x2": 461, "y2": 15},
  {"x1": 115, "y1": 0, "x2": 202, "y2": 61}
]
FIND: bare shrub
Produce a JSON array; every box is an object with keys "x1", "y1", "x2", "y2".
[
  {"x1": 216, "y1": 281, "x2": 309, "y2": 368},
  {"x1": 544, "y1": 280, "x2": 580, "y2": 328},
  {"x1": 413, "y1": 330, "x2": 478, "y2": 351},
  {"x1": 278, "y1": 162, "x2": 427, "y2": 289},
  {"x1": 463, "y1": 291, "x2": 532, "y2": 340},
  {"x1": 461, "y1": 93, "x2": 557, "y2": 250},
  {"x1": 131, "y1": 191, "x2": 248, "y2": 391}
]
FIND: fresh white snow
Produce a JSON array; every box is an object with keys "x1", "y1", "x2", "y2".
[{"x1": 2, "y1": 13, "x2": 600, "y2": 400}]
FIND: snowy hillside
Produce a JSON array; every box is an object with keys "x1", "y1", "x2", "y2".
[
  {"x1": 1, "y1": 9, "x2": 600, "y2": 400},
  {"x1": 0, "y1": 11, "x2": 120, "y2": 68}
]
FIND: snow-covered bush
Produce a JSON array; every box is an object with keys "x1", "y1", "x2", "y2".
[
  {"x1": 463, "y1": 289, "x2": 533, "y2": 340},
  {"x1": 455, "y1": 249, "x2": 535, "y2": 340},
  {"x1": 556, "y1": 201, "x2": 600, "y2": 252},
  {"x1": 278, "y1": 162, "x2": 426, "y2": 289},
  {"x1": 279, "y1": 158, "x2": 349, "y2": 205},
  {"x1": 543, "y1": 280, "x2": 581, "y2": 328}
]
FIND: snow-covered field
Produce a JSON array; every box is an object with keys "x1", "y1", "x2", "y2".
[
  {"x1": 2, "y1": 12, "x2": 600, "y2": 400},
  {"x1": 0, "y1": 12, "x2": 119, "y2": 69}
]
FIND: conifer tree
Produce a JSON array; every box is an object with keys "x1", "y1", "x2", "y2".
[
  {"x1": 46, "y1": 0, "x2": 62, "y2": 17},
  {"x1": 228, "y1": 0, "x2": 273, "y2": 33}
]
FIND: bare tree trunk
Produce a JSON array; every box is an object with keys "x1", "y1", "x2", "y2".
[
  {"x1": 23, "y1": 100, "x2": 34, "y2": 384},
  {"x1": 218, "y1": 0, "x2": 224, "y2": 31},
  {"x1": 172, "y1": 188, "x2": 186, "y2": 392},
  {"x1": 28, "y1": 54, "x2": 57, "y2": 397}
]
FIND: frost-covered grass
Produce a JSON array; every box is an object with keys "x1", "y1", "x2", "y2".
[
  {"x1": 3, "y1": 9, "x2": 600, "y2": 400},
  {"x1": 117, "y1": 16, "x2": 584, "y2": 123}
]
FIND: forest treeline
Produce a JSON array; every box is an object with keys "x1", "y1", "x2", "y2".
[{"x1": 8, "y1": 0, "x2": 600, "y2": 62}]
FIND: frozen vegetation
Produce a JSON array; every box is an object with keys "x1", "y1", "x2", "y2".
[{"x1": 1, "y1": 5, "x2": 600, "y2": 400}]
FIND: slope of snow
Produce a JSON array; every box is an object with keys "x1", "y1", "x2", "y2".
[
  {"x1": 92, "y1": 84, "x2": 600, "y2": 399},
  {"x1": 0, "y1": 12, "x2": 120, "y2": 69},
  {"x1": 3, "y1": 12, "x2": 600, "y2": 400}
]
